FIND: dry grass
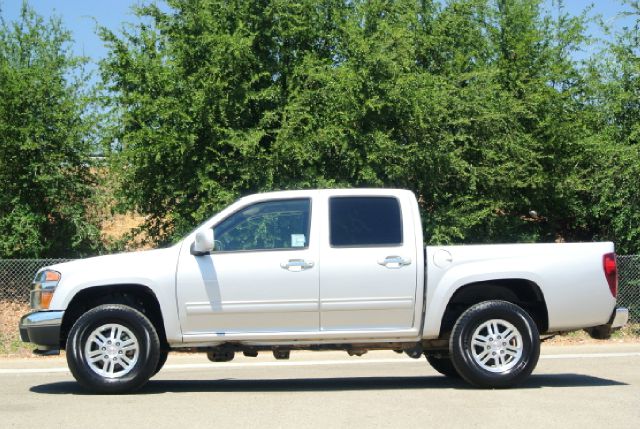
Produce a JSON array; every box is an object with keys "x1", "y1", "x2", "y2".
[
  {"x1": 0, "y1": 300, "x2": 33, "y2": 357},
  {"x1": 100, "y1": 212, "x2": 154, "y2": 251},
  {"x1": 90, "y1": 166, "x2": 148, "y2": 250},
  {"x1": 546, "y1": 323, "x2": 640, "y2": 345},
  {"x1": 101, "y1": 213, "x2": 145, "y2": 241}
]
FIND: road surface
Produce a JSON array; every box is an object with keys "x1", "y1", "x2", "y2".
[{"x1": 1, "y1": 342, "x2": 638, "y2": 428}]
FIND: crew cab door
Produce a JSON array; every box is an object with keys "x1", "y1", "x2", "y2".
[
  {"x1": 176, "y1": 197, "x2": 319, "y2": 336},
  {"x1": 319, "y1": 192, "x2": 419, "y2": 332}
]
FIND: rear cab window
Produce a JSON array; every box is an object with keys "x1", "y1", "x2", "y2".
[{"x1": 329, "y1": 196, "x2": 403, "y2": 247}]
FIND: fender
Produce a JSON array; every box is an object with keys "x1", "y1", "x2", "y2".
[
  {"x1": 44, "y1": 248, "x2": 183, "y2": 343},
  {"x1": 422, "y1": 257, "x2": 544, "y2": 338}
]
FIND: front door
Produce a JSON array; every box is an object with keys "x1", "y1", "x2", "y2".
[{"x1": 177, "y1": 197, "x2": 319, "y2": 336}]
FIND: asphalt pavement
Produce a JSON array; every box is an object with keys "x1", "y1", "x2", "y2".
[{"x1": 1, "y1": 342, "x2": 639, "y2": 428}]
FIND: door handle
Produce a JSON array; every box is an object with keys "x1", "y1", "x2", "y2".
[
  {"x1": 378, "y1": 256, "x2": 412, "y2": 269},
  {"x1": 280, "y1": 259, "x2": 315, "y2": 272}
]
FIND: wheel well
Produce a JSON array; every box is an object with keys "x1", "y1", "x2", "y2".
[
  {"x1": 60, "y1": 285, "x2": 168, "y2": 350},
  {"x1": 439, "y1": 279, "x2": 548, "y2": 338}
]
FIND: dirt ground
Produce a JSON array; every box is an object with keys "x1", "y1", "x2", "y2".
[{"x1": 0, "y1": 301, "x2": 31, "y2": 356}]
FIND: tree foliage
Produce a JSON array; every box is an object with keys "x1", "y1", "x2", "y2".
[
  {"x1": 578, "y1": 0, "x2": 640, "y2": 254},
  {"x1": 0, "y1": 3, "x2": 100, "y2": 258},
  {"x1": 5, "y1": 0, "x2": 639, "y2": 256},
  {"x1": 102, "y1": 0, "x2": 635, "y2": 250}
]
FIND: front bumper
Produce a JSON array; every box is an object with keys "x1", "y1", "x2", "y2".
[
  {"x1": 585, "y1": 307, "x2": 629, "y2": 340},
  {"x1": 19, "y1": 311, "x2": 64, "y2": 352}
]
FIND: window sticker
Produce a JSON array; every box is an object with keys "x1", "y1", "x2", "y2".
[{"x1": 291, "y1": 234, "x2": 306, "y2": 248}]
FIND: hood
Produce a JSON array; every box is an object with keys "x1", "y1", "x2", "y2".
[{"x1": 45, "y1": 247, "x2": 179, "y2": 286}]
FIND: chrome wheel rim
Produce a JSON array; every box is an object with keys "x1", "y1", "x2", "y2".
[
  {"x1": 471, "y1": 319, "x2": 523, "y2": 373},
  {"x1": 84, "y1": 323, "x2": 139, "y2": 378}
]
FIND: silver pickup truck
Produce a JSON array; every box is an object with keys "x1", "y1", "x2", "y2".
[{"x1": 20, "y1": 189, "x2": 628, "y2": 392}]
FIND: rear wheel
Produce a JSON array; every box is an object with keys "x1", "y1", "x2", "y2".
[
  {"x1": 426, "y1": 355, "x2": 460, "y2": 378},
  {"x1": 449, "y1": 300, "x2": 540, "y2": 388},
  {"x1": 66, "y1": 304, "x2": 160, "y2": 393}
]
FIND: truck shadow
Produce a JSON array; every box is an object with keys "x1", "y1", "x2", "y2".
[{"x1": 30, "y1": 373, "x2": 626, "y2": 395}]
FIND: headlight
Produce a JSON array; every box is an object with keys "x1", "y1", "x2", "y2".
[{"x1": 30, "y1": 270, "x2": 61, "y2": 310}]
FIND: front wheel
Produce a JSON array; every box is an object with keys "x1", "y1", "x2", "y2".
[
  {"x1": 449, "y1": 300, "x2": 540, "y2": 388},
  {"x1": 66, "y1": 304, "x2": 160, "y2": 393},
  {"x1": 154, "y1": 349, "x2": 169, "y2": 376}
]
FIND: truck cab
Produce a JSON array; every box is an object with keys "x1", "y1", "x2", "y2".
[{"x1": 176, "y1": 189, "x2": 424, "y2": 341}]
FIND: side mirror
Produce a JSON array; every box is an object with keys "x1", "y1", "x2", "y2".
[{"x1": 191, "y1": 229, "x2": 215, "y2": 256}]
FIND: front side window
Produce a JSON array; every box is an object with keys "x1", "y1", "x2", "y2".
[
  {"x1": 213, "y1": 199, "x2": 310, "y2": 252},
  {"x1": 330, "y1": 196, "x2": 402, "y2": 247}
]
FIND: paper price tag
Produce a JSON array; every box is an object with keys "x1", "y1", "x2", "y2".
[{"x1": 291, "y1": 234, "x2": 306, "y2": 248}]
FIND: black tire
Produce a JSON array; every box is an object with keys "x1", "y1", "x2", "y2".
[
  {"x1": 426, "y1": 355, "x2": 460, "y2": 378},
  {"x1": 66, "y1": 304, "x2": 160, "y2": 394},
  {"x1": 449, "y1": 300, "x2": 540, "y2": 389},
  {"x1": 154, "y1": 349, "x2": 169, "y2": 376}
]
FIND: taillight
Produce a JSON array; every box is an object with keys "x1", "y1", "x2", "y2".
[{"x1": 603, "y1": 253, "x2": 618, "y2": 298}]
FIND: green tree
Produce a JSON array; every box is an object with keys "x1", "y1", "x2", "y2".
[
  {"x1": 103, "y1": 0, "x2": 640, "y2": 254},
  {"x1": 0, "y1": 3, "x2": 100, "y2": 257},
  {"x1": 276, "y1": 0, "x2": 596, "y2": 245},
  {"x1": 578, "y1": 0, "x2": 640, "y2": 254},
  {"x1": 101, "y1": 0, "x2": 349, "y2": 243}
]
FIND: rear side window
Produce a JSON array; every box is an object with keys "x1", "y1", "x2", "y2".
[{"x1": 330, "y1": 197, "x2": 402, "y2": 247}]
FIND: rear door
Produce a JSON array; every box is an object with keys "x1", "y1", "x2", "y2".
[{"x1": 319, "y1": 192, "x2": 418, "y2": 331}]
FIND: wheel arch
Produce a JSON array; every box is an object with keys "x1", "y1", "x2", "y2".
[
  {"x1": 438, "y1": 279, "x2": 548, "y2": 339},
  {"x1": 60, "y1": 284, "x2": 168, "y2": 350}
]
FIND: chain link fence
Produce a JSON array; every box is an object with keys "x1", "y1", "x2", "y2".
[
  {"x1": 617, "y1": 255, "x2": 640, "y2": 323},
  {"x1": 1, "y1": 256, "x2": 639, "y2": 322},
  {"x1": 0, "y1": 259, "x2": 72, "y2": 302}
]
